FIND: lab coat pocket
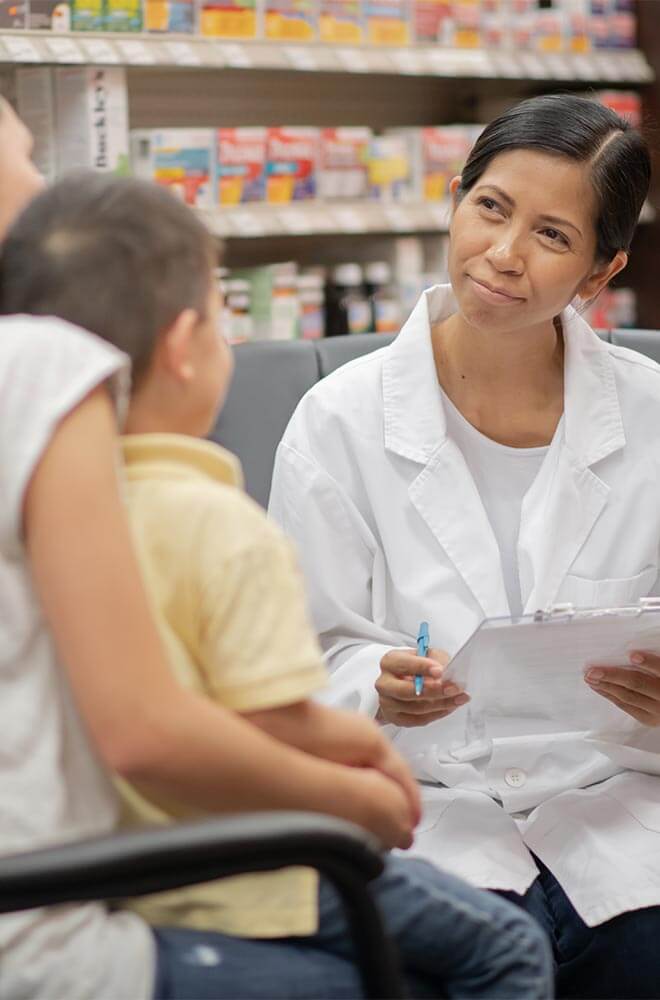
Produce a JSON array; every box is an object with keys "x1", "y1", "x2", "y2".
[
  {"x1": 604, "y1": 772, "x2": 660, "y2": 834},
  {"x1": 562, "y1": 566, "x2": 657, "y2": 608}
]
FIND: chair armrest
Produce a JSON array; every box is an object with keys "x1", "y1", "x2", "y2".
[
  {"x1": 0, "y1": 812, "x2": 406, "y2": 999},
  {"x1": 0, "y1": 812, "x2": 380, "y2": 911}
]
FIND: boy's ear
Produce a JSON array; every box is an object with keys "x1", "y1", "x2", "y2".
[{"x1": 159, "y1": 309, "x2": 199, "y2": 383}]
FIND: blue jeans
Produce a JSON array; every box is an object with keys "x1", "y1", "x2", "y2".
[
  {"x1": 153, "y1": 854, "x2": 552, "y2": 998},
  {"x1": 499, "y1": 857, "x2": 660, "y2": 999}
]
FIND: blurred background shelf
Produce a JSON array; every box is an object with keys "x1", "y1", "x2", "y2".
[{"x1": 0, "y1": 29, "x2": 653, "y2": 82}]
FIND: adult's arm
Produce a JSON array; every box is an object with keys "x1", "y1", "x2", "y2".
[{"x1": 23, "y1": 386, "x2": 415, "y2": 849}]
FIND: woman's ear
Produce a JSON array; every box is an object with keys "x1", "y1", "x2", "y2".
[
  {"x1": 449, "y1": 175, "x2": 462, "y2": 210},
  {"x1": 576, "y1": 250, "x2": 628, "y2": 305},
  {"x1": 158, "y1": 308, "x2": 200, "y2": 383}
]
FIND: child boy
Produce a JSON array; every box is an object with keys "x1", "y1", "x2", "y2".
[{"x1": 0, "y1": 172, "x2": 552, "y2": 997}]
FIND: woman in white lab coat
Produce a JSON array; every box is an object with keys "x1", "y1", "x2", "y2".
[{"x1": 270, "y1": 93, "x2": 660, "y2": 998}]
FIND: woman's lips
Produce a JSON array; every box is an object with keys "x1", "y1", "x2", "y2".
[{"x1": 468, "y1": 275, "x2": 525, "y2": 306}]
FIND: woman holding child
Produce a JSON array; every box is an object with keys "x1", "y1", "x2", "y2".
[
  {"x1": 0, "y1": 97, "x2": 550, "y2": 998},
  {"x1": 270, "y1": 93, "x2": 660, "y2": 997}
]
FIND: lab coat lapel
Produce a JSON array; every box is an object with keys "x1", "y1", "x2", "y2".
[
  {"x1": 520, "y1": 310, "x2": 626, "y2": 613},
  {"x1": 383, "y1": 286, "x2": 509, "y2": 619}
]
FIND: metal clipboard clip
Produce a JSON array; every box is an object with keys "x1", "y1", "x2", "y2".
[{"x1": 533, "y1": 597, "x2": 660, "y2": 623}]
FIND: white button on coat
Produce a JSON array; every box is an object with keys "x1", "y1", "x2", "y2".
[
  {"x1": 505, "y1": 768, "x2": 527, "y2": 788},
  {"x1": 270, "y1": 284, "x2": 660, "y2": 929}
]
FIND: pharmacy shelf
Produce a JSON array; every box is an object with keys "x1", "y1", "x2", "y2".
[
  {"x1": 0, "y1": 29, "x2": 653, "y2": 82},
  {"x1": 198, "y1": 197, "x2": 656, "y2": 240},
  {"x1": 197, "y1": 200, "x2": 452, "y2": 239}
]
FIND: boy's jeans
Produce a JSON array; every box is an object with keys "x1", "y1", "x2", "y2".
[{"x1": 153, "y1": 854, "x2": 552, "y2": 998}]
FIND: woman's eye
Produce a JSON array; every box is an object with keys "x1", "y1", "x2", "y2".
[
  {"x1": 477, "y1": 197, "x2": 498, "y2": 212},
  {"x1": 541, "y1": 228, "x2": 569, "y2": 247}
]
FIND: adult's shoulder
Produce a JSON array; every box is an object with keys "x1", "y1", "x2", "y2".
[{"x1": 286, "y1": 341, "x2": 389, "y2": 448}]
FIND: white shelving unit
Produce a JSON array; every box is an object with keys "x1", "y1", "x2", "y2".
[{"x1": 0, "y1": 29, "x2": 653, "y2": 83}]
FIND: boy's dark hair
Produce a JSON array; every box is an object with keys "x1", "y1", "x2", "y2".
[
  {"x1": 0, "y1": 172, "x2": 217, "y2": 384},
  {"x1": 460, "y1": 93, "x2": 651, "y2": 263}
]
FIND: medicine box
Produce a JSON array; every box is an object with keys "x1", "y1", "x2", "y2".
[
  {"x1": 131, "y1": 128, "x2": 214, "y2": 209},
  {"x1": 54, "y1": 67, "x2": 129, "y2": 177},
  {"x1": 27, "y1": 0, "x2": 70, "y2": 28},
  {"x1": 71, "y1": 0, "x2": 103, "y2": 30},
  {"x1": 199, "y1": 0, "x2": 258, "y2": 38},
  {"x1": 145, "y1": 0, "x2": 195, "y2": 31},
  {"x1": 104, "y1": 0, "x2": 142, "y2": 31},
  {"x1": 266, "y1": 127, "x2": 319, "y2": 203},
  {"x1": 264, "y1": 0, "x2": 317, "y2": 42},
  {"x1": 319, "y1": 0, "x2": 364, "y2": 44},
  {"x1": 363, "y1": 0, "x2": 410, "y2": 45},
  {"x1": 366, "y1": 131, "x2": 414, "y2": 203},
  {"x1": 216, "y1": 128, "x2": 267, "y2": 205},
  {"x1": 319, "y1": 128, "x2": 372, "y2": 200}
]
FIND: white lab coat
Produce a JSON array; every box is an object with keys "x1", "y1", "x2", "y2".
[{"x1": 269, "y1": 285, "x2": 660, "y2": 927}]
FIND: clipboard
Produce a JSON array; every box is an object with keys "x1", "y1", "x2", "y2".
[{"x1": 441, "y1": 598, "x2": 660, "y2": 757}]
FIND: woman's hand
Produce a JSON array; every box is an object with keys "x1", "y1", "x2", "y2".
[
  {"x1": 376, "y1": 647, "x2": 470, "y2": 727},
  {"x1": 585, "y1": 651, "x2": 660, "y2": 726}
]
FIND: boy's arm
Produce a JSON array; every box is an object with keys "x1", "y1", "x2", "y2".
[{"x1": 24, "y1": 387, "x2": 418, "y2": 847}]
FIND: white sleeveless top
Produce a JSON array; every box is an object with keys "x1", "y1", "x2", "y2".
[{"x1": 0, "y1": 316, "x2": 154, "y2": 1000}]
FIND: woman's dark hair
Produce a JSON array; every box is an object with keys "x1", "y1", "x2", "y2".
[
  {"x1": 0, "y1": 172, "x2": 217, "y2": 385},
  {"x1": 459, "y1": 93, "x2": 651, "y2": 262}
]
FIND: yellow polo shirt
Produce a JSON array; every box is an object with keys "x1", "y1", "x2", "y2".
[{"x1": 119, "y1": 433, "x2": 328, "y2": 937}]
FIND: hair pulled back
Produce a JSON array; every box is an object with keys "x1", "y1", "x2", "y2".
[{"x1": 459, "y1": 93, "x2": 651, "y2": 262}]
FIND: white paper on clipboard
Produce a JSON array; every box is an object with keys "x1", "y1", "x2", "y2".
[{"x1": 441, "y1": 599, "x2": 660, "y2": 753}]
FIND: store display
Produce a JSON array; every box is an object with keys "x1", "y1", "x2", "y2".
[
  {"x1": 145, "y1": 0, "x2": 195, "y2": 31},
  {"x1": 367, "y1": 131, "x2": 414, "y2": 203},
  {"x1": 271, "y1": 272, "x2": 301, "y2": 339},
  {"x1": 27, "y1": 0, "x2": 70, "y2": 28},
  {"x1": 364, "y1": 260, "x2": 401, "y2": 333},
  {"x1": 105, "y1": 0, "x2": 142, "y2": 29},
  {"x1": 318, "y1": 127, "x2": 372, "y2": 200},
  {"x1": 217, "y1": 127, "x2": 268, "y2": 205},
  {"x1": 0, "y1": 0, "x2": 27, "y2": 27},
  {"x1": 199, "y1": 0, "x2": 257, "y2": 38},
  {"x1": 364, "y1": 0, "x2": 409, "y2": 45},
  {"x1": 16, "y1": 67, "x2": 57, "y2": 182},
  {"x1": 55, "y1": 67, "x2": 129, "y2": 176},
  {"x1": 326, "y1": 263, "x2": 372, "y2": 336},
  {"x1": 319, "y1": 0, "x2": 364, "y2": 43},
  {"x1": 71, "y1": 0, "x2": 103, "y2": 29},
  {"x1": 225, "y1": 278, "x2": 254, "y2": 342},
  {"x1": 131, "y1": 128, "x2": 214, "y2": 207},
  {"x1": 297, "y1": 273, "x2": 326, "y2": 339},
  {"x1": 266, "y1": 127, "x2": 319, "y2": 202},
  {"x1": 264, "y1": 0, "x2": 316, "y2": 41}
]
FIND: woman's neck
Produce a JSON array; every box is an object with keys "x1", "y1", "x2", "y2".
[{"x1": 432, "y1": 311, "x2": 565, "y2": 448}]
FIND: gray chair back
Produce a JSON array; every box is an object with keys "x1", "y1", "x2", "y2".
[
  {"x1": 610, "y1": 329, "x2": 660, "y2": 365},
  {"x1": 210, "y1": 340, "x2": 319, "y2": 507}
]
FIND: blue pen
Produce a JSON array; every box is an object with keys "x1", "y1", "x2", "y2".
[{"x1": 415, "y1": 621, "x2": 429, "y2": 697}]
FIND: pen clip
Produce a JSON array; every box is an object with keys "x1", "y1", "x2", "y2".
[{"x1": 416, "y1": 621, "x2": 429, "y2": 657}]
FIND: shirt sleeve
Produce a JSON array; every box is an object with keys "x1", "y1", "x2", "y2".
[
  {"x1": 0, "y1": 316, "x2": 130, "y2": 551},
  {"x1": 269, "y1": 436, "x2": 410, "y2": 718},
  {"x1": 194, "y1": 498, "x2": 328, "y2": 712}
]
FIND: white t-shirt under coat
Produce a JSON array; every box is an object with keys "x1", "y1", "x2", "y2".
[{"x1": 440, "y1": 388, "x2": 550, "y2": 618}]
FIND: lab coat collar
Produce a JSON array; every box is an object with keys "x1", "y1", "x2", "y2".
[{"x1": 382, "y1": 284, "x2": 626, "y2": 471}]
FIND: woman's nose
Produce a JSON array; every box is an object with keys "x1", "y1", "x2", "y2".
[{"x1": 485, "y1": 237, "x2": 525, "y2": 275}]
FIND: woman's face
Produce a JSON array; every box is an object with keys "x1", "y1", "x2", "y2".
[
  {"x1": 448, "y1": 148, "x2": 623, "y2": 334},
  {"x1": 0, "y1": 102, "x2": 44, "y2": 239}
]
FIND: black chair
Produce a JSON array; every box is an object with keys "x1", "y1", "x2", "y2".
[{"x1": 0, "y1": 811, "x2": 406, "y2": 1000}]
